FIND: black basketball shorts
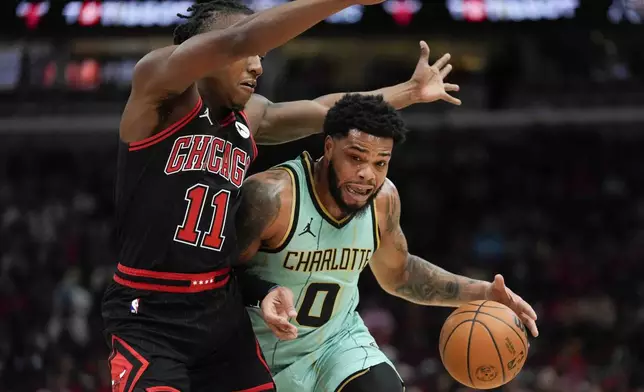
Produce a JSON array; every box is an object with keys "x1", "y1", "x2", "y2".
[{"x1": 108, "y1": 312, "x2": 274, "y2": 392}]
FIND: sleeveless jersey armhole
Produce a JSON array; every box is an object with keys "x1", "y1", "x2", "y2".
[
  {"x1": 370, "y1": 198, "x2": 381, "y2": 251},
  {"x1": 128, "y1": 97, "x2": 203, "y2": 152}
]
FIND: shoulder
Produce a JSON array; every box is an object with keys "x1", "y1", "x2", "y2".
[
  {"x1": 241, "y1": 168, "x2": 295, "y2": 215},
  {"x1": 375, "y1": 178, "x2": 400, "y2": 215},
  {"x1": 374, "y1": 178, "x2": 401, "y2": 234},
  {"x1": 244, "y1": 168, "x2": 294, "y2": 195},
  {"x1": 238, "y1": 168, "x2": 297, "y2": 250}
]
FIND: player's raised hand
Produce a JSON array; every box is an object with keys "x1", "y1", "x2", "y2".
[
  {"x1": 485, "y1": 274, "x2": 539, "y2": 338},
  {"x1": 261, "y1": 286, "x2": 299, "y2": 340},
  {"x1": 409, "y1": 41, "x2": 461, "y2": 106}
]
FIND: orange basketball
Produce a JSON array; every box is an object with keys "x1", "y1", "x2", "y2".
[{"x1": 439, "y1": 300, "x2": 529, "y2": 390}]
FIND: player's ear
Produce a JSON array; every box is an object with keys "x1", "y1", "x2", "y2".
[{"x1": 323, "y1": 135, "x2": 334, "y2": 160}]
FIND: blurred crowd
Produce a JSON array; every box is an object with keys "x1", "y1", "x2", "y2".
[{"x1": 2, "y1": 126, "x2": 643, "y2": 392}]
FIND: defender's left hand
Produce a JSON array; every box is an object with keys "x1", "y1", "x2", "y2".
[
  {"x1": 261, "y1": 286, "x2": 299, "y2": 340},
  {"x1": 485, "y1": 274, "x2": 539, "y2": 338},
  {"x1": 409, "y1": 41, "x2": 461, "y2": 106}
]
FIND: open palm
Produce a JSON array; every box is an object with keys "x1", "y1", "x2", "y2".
[{"x1": 409, "y1": 41, "x2": 461, "y2": 106}]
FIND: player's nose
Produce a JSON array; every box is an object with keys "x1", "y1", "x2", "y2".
[
  {"x1": 248, "y1": 56, "x2": 263, "y2": 78},
  {"x1": 357, "y1": 166, "x2": 375, "y2": 182}
]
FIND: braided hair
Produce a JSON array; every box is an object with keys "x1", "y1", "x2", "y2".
[{"x1": 173, "y1": 1, "x2": 254, "y2": 45}]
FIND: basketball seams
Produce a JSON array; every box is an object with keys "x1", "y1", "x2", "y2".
[
  {"x1": 442, "y1": 301, "x2": 529, "y2": 389},
  {"x1": 473, "y1": 320, "x2": 507, "y2": 384},
  {"x1": 453, "y1": 310, "x2": 528, "y2": 354},
  {"x1": 465, "y1": 301, "x2": 486, "y2": 389},
  {"x1": 477, "y1": 304, "x2": 508, "y2": 309},
  {"x1": 440, "y1": 319, "x2": 474, "y2": 359}
]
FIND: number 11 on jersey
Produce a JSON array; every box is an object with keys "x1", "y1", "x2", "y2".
[{"x1": 174, "y1": 183, "x2": 230, "y2": 251}]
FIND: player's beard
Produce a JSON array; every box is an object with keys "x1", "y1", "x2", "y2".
[{"x1": 327, "y1": 160, "x2": 381, "y2": 218}]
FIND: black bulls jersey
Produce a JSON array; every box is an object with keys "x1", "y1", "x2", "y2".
[{"x1": 115, "y1": 97, "x2": 257, "y2": 276}]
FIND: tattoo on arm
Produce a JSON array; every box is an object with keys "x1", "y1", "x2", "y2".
[
  {"x1": 395, "y1": 255, "x2": 461, "y2": 304},
  {"x1": 394, "y1": 255, "x2": 486, "y2": 306},
  {"x1": 381, "y1": 184, "x2": 485, "y2": 306},
  {"x1": 236, "y1": 170, "x2": 286, "y2": 254}
]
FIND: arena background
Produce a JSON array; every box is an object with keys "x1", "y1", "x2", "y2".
[{"x1": 1, "y1": 0, "x2": 644, "y2": 391}]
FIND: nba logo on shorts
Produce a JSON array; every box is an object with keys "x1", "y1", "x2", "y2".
[{"x1": 130, "y1": 298, "x2": 140, "y2": 314}]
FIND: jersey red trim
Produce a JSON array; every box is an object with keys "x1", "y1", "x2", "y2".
[
  {"x1": 129, "y1": 98, "x2": 203, "y2": 152},
  {"x1": 239, "y1": 110, "x2": 258, "y2": 162},
  {"x1": 146, "y1": 387, "x2": 181, "y2": 392},
  {"x1": 114, "y1": 263, "x2": 231, "y2": 293},
  {"x1": 220, "y1": 111, "x2": 236, "y2": 127},
  {"x1": 254, "y1": 338, "x2": 271, "y2": 377},
  {"x1": 117, "y1": 263, "x2": 230, "y2": 281},
  {"x1": 229, "y1": 339, "x2": 276, "y2": 392}
]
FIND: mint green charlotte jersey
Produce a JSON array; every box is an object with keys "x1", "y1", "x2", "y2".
[{"x1": 246, "y1": 152, "x2": 381, "y2": 374}]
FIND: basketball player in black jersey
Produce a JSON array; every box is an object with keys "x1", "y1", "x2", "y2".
[{"x1": 102, "y1": 0, "x2": 461, "y2": 390}]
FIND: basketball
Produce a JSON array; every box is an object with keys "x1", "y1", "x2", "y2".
[{"x1": 439, "y1": 300, "x2": 529, "y2": 390}]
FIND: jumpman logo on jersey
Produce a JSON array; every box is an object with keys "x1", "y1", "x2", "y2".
[
  {"x1": 199, "y1": 107, "x2": 213, "y2": 126},
  {"x1": 298, "y1": 218, "x2": 316, "y2": 237}
]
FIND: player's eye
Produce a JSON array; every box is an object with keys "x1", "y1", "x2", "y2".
[
  {"x1": 352, "y1": 156, "x2": 362, "y2": 162},
  {"x1": 376, "y1": 161, "x2": 387, "y2": 168}
]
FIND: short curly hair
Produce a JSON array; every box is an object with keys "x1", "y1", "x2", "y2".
[
  {"x1": 173, "y1": 1, "x2": 254, "y2": 45},
  {"x1": 323, "y1": 94, "x2": 407, "y2": 145}
]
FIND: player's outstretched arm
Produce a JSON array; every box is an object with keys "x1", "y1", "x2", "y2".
[
  {"x1": 369, "y1": 180, "x2": 539, "y2": 336},
  {"x1": 132, "y1": 0, "x2": 377, "y2": 102},
  {"x1": 369, "y1": 180, "x2": 488, "y2": 307},
  {"x1": 243, "y1": 41, "x2": 460, "y2": 145}
]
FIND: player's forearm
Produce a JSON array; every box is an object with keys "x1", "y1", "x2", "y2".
[
  {"x1": 235, "y1": 267, "x2": 279, "y2": 307},
  {"x1": 255, "y1": 124, "x2": 323, "y2": 145},
  {"x1": 392, "y1": 254, "x2": 490, "y2": 307},
  {"x1": 228, "y1": 0, "x2": 354, "y2": 58},
  {"x1": 314, "y1": 81, "x2": 417, "y2": 110}
]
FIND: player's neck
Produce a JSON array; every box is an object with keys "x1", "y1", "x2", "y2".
[
  {"x1": 313, "y1": 159, "x2": 351, "y2": 221},
  {"x1": 197, "y1": 86, "x2": 234, "y2": 119}
]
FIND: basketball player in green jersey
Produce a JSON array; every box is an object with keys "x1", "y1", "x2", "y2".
[{"x1": 235, "y1": 94, "x2": 539, "y2": 392}]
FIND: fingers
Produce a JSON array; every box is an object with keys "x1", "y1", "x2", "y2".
[
  {"x1": 261, "y1": 287, "x2": 299, "y2": 340},
  {"x1": 433, "y1": 53, "x2": 451, "y2": 71},
  {"x1": 276, "y1": 288, "x2": 298, "y2": 318},
  {"x1": 419, "y1": 40, "x2": 430, "y2": 63},
  {"x1": 440, "y1": 64, "x2": 453, "y2": 79},
  {"x1": 520, "y1": 312, "x2": 539, "y2": 338},
  {"x1": 493, "y1": 274, "x2": 506, "y2": 289},
  {"x1": 493, "y1": 275, "x2": 512, "y2": 303},
  {"x1": 520, "y1": 298, "x2": 538, "y2": 321},
  {"x1": 267, "y1": 322, "x2": 298, "y2": 341},
  {"x1": 441, "y1": 93, "x2": 462, "y2": 106},
  {"x1": 444, "y1": 83, "x2": 459, "y2": 92},
  {"x1": 262, "y1": 310, "x2": 298, "y2": 340}
]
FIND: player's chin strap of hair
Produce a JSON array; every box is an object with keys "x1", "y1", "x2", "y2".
[{"x1": 234, "y1": 266, "x2": 280, "y2": 307}]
